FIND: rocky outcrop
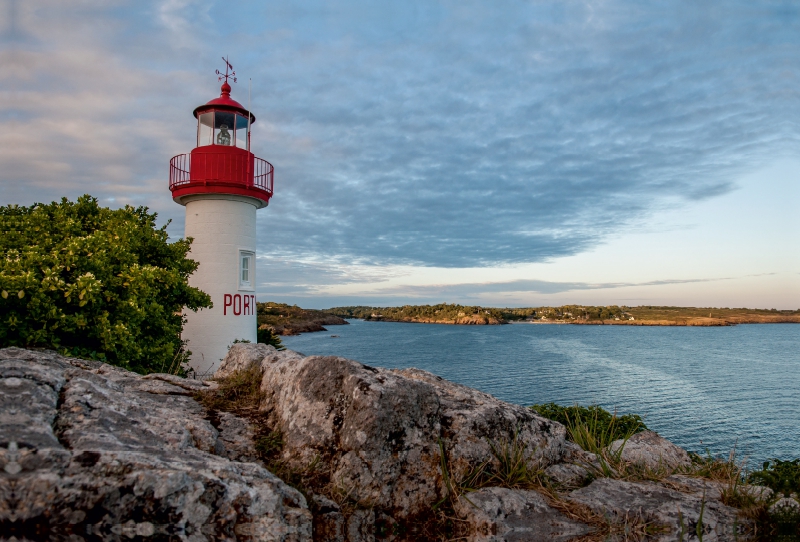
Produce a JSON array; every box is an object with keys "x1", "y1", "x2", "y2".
[
  {"x1": 212, "y1": 344, "x2": 768, "y2": 541},
  {"x1": 568, "y1": 478, "x2": 743, "y2": 541},
  {"x1": 4, "y1": 344, "x2": 773, "y2": 541},
  {"x1": 219, "y1": 344, "x2": 568, "y2": 520},
  {"x1": 0, "y1": 347, "x2": 312, "y2": 541},
  {"x1": 262, "y1": 316, "x2": 350, "y2": 336},
  {"x1": 454, "y1": 487, "x2": 591, "y2": 541},
  {"x1": 370, "y1": 315, "x2": 506, "y2": 325},
  {"x1": 609, "y1": 430, "x2": 691, "y2": 470}
]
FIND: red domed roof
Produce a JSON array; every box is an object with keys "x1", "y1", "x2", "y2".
[{"x1": 193, "y1": 82, "x2": 255, "y2": 123}]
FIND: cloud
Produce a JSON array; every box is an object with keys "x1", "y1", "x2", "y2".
[
  {"x1": 254, "y1": 256, "x2": 403, "y2": 297},
  {"x1": 256, "y1": 273, "x2": 755, "y2": 308},
  {"x1": 2, "y1": 0, "x2": 798, "y2": 271},
  {"x1": 365, "y1": 277, "x2": 740, "y2": 299}
]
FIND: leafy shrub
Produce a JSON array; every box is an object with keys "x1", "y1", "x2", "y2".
[
  {"x1": 0, "y1": 195, "x2": 211, "y2": 373},
  {"x1": 748, "y1": 459, "x2": 800, "y2": 497},
  {"x1": 257, "y1": 326, "x2": 285, "y2": 350},
  {"x1": 530, "y1": 403, "x2": 647, "y2": 445}
]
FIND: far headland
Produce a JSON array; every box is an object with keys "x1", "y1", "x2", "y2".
[{"x1": 258, "y1": 302, "x2": 800, "y2": 334}]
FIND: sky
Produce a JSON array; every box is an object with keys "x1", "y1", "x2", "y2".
[{"x1": 2, "y1": 0, "x2": 799, "y2": 309}]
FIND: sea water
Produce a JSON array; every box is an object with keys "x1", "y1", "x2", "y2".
[{"x1": 283, "y1": 320, "x2": 799, "y2": 464}]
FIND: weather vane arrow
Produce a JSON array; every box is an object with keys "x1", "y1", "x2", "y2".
[{"x1": 215, "y1": 56, "x2": 237, "y2": 84}]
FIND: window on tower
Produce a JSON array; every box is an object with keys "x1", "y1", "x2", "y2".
[{"x1": 239, "y1": 251, "x2": 254, "y2": 290}]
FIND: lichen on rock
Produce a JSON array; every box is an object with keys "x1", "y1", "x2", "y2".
[
  {"x1": 216, "y1": 344, "x2": 569, "y2": 521},
  {"x1": 0, "y1": 346, "x2": 312, "y2": 541}
]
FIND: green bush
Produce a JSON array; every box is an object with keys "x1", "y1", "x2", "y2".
[
  {"x1": 257, "y1": 326, "x2": 285, "y2": 350},
  {"x1": 530, "y1": 402, "x2": 647, "y2": 444},
  {"x1": 748, "y1": 459, "x2": 800, "y2": 497},
  {"x1": 0, "y1": 195, "x2": 211, "y2": 373}
]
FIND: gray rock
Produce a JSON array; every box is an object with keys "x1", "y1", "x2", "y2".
[
  {"x1": 741, "y1": 484, "x2": 774, "y2": 503},
  {"x1": 454, "y1": 486, "x2": 592, "y2": 541},
  {"x1": 311, "y1": 494, "x2": 347, "y2": 541},
  {"x1": 664, "y1": 474, "x2": 726, "y2": 501},
  {"x1": 346, "y1": 509, "x2": 376, "y2": 542},
  {"x1": 215, "y1": 410, "x2": 262, "y2": 463},
  {"x1": 609, "y1": 430, "x2": 691, "y2": 471},
  {"x1": 396, "y1": 368, "x2": 568, "y2": 478},
  {"x1": 544, "y1": 463, "x2": 592, "y2": 488},
  {"x1": 213, "y1": 342, "x2": 281, "y2": 379},
  {"x1": 0, "y1": 347, "x2": 312, "y2": 541},
  {"x1": 217, "y1": 344, "x2": 569, "y2": 519},
  {"x1": 568, "y1": 477, "x2": 744, "y2": 541}
]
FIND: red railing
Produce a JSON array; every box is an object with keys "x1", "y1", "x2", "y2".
[
  {"x1": 169, "y1": 153, "x2": 191, "y2": 189},
  {"x1": 169, "y1": 153, "x2": 274, "y2": 196},
  {"x1": 253, "y1": 156, "x2": 274, "y2": 193}
]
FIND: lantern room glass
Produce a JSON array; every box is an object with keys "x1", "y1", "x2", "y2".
[
  {"x1": 196, "y1": 111, "x2": 250, "y2": 149},
  {"x1": 214, "y1": 111, "x2": 235, "y2": 146},
  {"x1": 235, "y1": 114, "x2": 249, "y2": 150},
  {"x1": 197, "y1": 112, "x2": 214, "y2": 147}
]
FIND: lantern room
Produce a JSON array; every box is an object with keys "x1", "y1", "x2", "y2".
[
  {"x1": 193, "y1": 81, "x2": 255, "y2": 150},
  {"x1": 169, "y1": 79, "x2": 273, "y2": 209}
]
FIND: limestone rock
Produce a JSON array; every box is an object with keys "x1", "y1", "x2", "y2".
[
  {"x1": 217, "y1": 344, "x2": 568, "y2": 519},
  {"x1": 215, "y1": 410, "x2": 262, "y2": 463},
  {"x1": 454, "y1": 487, "x2": 592, "y2": 541},
  {"x1": 568, "y1": 477, "x2": 744, "y2": 541},
  {"x1": 664, "y1": 474, "x2": 726, "y2": 501},
  {"x1": 0, "y1": 347, "x2": 312, "y2": 541},
  {"x1": 395, "y1": 368, "x2": 568, "y2": 476},
  {"x1": 213, "y1": 342, "x2": 279, "y2": 379},
  {"x1": 311, "y1": 494, "x2": 347, "y2": 541},
  {"x1": 346, "y1": 509, "x2": 376, "y2": 542},
  {"x1": 740, "y1": 484, "x2": 774, "y2": 503},
  {"x1": 544, "y1": 462, "x2": 592, "y2": 488},
  {"x1": 609, "y1": 430, "x2": 691, "y2": 470}
]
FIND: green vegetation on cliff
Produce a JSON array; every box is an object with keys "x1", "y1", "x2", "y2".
[
  {"x1": 328, "y1": 303, "x2": 507, "y2": 324},
  {"x1": 328, "y1": 304, "x2": 800, "y2": 326},
  {"x1": 530, "y1": 402, "x2": 647, "y2": 443},
  {"x1": 256, "y1": 302, "x2": 348, "y2": 335}
]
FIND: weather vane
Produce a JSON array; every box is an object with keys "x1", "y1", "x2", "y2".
[{"x1": 216, "y1": 56, "x2": 237, "y2": 84}]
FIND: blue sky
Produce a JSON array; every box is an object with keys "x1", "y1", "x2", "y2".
[{"x1": 3, "y1": 0, "x2": 798, "y2": 308}]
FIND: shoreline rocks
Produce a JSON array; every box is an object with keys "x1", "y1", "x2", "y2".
[
  {"x1": 3, "y1": 344, "x2": 786, "y2": 541},
  {"x1": 609, "y1": 430, "x2": 692, "y2": 471},
  {"x1": 223, "y1": 344, "x2": 567, "y2": 520},
  {"x1": 0, "y1": 347, "x2": 312, "y2": 541}
]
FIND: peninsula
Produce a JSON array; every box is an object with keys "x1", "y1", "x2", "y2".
[
  {"x1": 255, "y1": 303, "x2": 799, "y2": 335},
  {"x1": 256, "y1": 302, "x2": 348, "y2": 335},
  {"x1": 328, "y1": 304, "x2": 800, "y2": 327}
]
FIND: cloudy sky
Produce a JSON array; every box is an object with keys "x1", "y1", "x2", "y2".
[{"x1": 3, "y1": 0, "x2": 799, "y2": 308}]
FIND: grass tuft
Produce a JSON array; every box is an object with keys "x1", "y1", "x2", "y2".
[
  {"x1": 531, "y1": 403, "x2": 646, "y2": 447},
  {"x1": 195, "y1": 362, "x2": 265, "y2": 412}
]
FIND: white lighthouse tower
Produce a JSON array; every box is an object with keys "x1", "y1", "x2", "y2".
[{"x1": 168, "y1": 60, "x2": 274, "y2": 376}]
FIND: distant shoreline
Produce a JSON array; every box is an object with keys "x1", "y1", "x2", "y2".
[
  {"x1": 265, "y1": 303, "x2": 800, "y2": 333},
  {"x1": 513, "y1": 318, "x2": 800, "y2": 327},
  {"x1": 350, "y1": 316, "x2": 800, "y2": 328}
]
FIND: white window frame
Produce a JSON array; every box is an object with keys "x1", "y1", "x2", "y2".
[{"x1": 239, "y1": 250, "x2": 255, "y2": 291}]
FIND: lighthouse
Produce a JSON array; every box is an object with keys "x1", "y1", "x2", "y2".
[{"x1": 169, "y1": 59, "x2": 273, "y2": 376}]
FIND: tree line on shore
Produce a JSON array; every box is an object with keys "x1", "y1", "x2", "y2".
[{"x1": 326, "y1": 304, "x2": 800, "y2": 324}]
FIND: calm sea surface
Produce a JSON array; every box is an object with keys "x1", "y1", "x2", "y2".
[{"x1": 283, "y1": 320, "x2": 799, "y2": 464}]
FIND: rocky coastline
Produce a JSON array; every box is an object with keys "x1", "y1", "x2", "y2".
[
  {"x1": 365, "y1": 315, "x2": 507, "y2": 326},
  {"x1": 264, "y1": 315, "x2": 350, "y2": 336},
  {"x1": 2, "y1": 345, "x2": 794, "y2": 541}
]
